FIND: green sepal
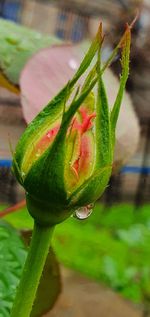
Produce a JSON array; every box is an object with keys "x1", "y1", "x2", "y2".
[
  {"x1": 26, "y1": 193, "x2": 73, "y2": 227},
  {"x1": 95, "y1": 47, "x2": 112, "y2": 169},
  {"x1": 110, "y1": 24, "x2": 131, "y2": 146},
  {"x1": 68, "y1": 165, "x2": 112, "y2": 207}
]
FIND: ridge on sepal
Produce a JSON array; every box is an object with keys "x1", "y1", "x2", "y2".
[{"x1": 12, "y1": 23, "x2": 131, "y2": 226}]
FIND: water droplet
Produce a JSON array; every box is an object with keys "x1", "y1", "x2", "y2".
[
  {"x1": 68, "y1": 58, "x2": 78, "y2": 70},
  {"x1": 74, "y1": 204, "x2": 94, "y2": 220},
  {"x1": 47, "y1": 132, "x2": 51, "y2": 139}
]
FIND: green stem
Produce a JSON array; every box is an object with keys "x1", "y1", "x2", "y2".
[{"x1": 10, "y1": 221, "x2": 54, "y2": 317}]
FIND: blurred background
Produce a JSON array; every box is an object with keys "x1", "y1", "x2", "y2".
[{"x1": 0, "y1": 1, "x2": 150, "y2": 317}]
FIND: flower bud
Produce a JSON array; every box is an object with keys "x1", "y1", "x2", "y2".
[{"x1": 12, "y1": 24, "x2": 131, "y2": 226}]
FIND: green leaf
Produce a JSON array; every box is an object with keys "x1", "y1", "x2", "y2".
[
  {"x1": 0, "y1": 221, "x2": 61, "y2": 317},
  {"x1": 0, "y1": 221, "x2": 27, "y2": 317},
  {"x1": 94, "y1": 45, "x2": 112, "y2": 179},
  {"x1": 110, "y1": 25, "x2": 131, "y2": 140}
]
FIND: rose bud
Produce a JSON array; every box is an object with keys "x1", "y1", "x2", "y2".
[{"x1": 12, "y1": 24, "x2": 131, "y2": 226}]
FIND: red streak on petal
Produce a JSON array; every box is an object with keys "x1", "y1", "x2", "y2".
[
  {"x1": 79, "y1": 134, "x2": 91, "y2": 173},
  {"x1": 71, "y1": 108, "x2": 96, "y2": 135},
  {"x1": 32, "y1": 106, "x2": 95, "y2": 184},
  {"x1": 70, "y1": 107, "x2": 96, "y2": 177},
  {"x1": 80, "y1": 108, "x2": 96, "y2": 134},
  {"x1": 35, "y1": 125, "x2": 60, "y2": 155},
  {"x1": 72, "y1": 157, "x2": 80, "y2": 176},
  {"x1": 70, "y1": 164, "x2": 79, "y2": 179}
]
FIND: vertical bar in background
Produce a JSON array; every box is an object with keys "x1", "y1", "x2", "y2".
[
  {"x1": 2, "y1": 0, "x2": 22, "y2": 22},
  {"x1": 20, "y1": 0, "x2": 36, "y2": 27},
  {"x1": 21, "y1": 0, "x2": 57, "y2": 34},
  {"x1": 55, "y1": 9, "x2": 68, "y2": 40},
  {"x1": 66, "y1": 9, "x2": 74, "y2": 41},
  {"x1": 104, "y1": 173, "x2": 123, "y2": 206},
  {"x1": 51, "y1": 4, "x2": 89, "y2": 42},
  {"x1": 135, "y1": 120, "x2": 150, "y2": 207},
  {"x1": 71, "y1": 13, "x2": 81, "y2": 42},
  {"x1": 0, "y1": 166, "x2": 17, "y2": 204},
  {"x1": 71, "y1": 13, "x2": 87, "y2": 42},
  {"x1": 85, "y1": 14, "x2": 90, "y2": 38},
  {"x1": 47, "y1": 4, "x2": 58, "y2": 36},
  {"x1": 0, "y1": 0, "x2": 5, "y2": 17}
]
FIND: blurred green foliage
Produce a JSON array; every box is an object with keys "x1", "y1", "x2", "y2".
[
  {"x1": 0, "y1": 18, "x2": 60, "y2": 85},
  {"x1": 0, "y1": 221, "x2": 27, "y2": 317},
  {"x1": 54, "y1": 203, "x2": 150, "y2": 304},
  {"x1": 1, "y1": 203, "x2": 150, "y2": 305}
]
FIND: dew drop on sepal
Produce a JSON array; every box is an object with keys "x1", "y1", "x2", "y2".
[{"x1": 73, "y1": 204, "x2": 94, "y2": 220}]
